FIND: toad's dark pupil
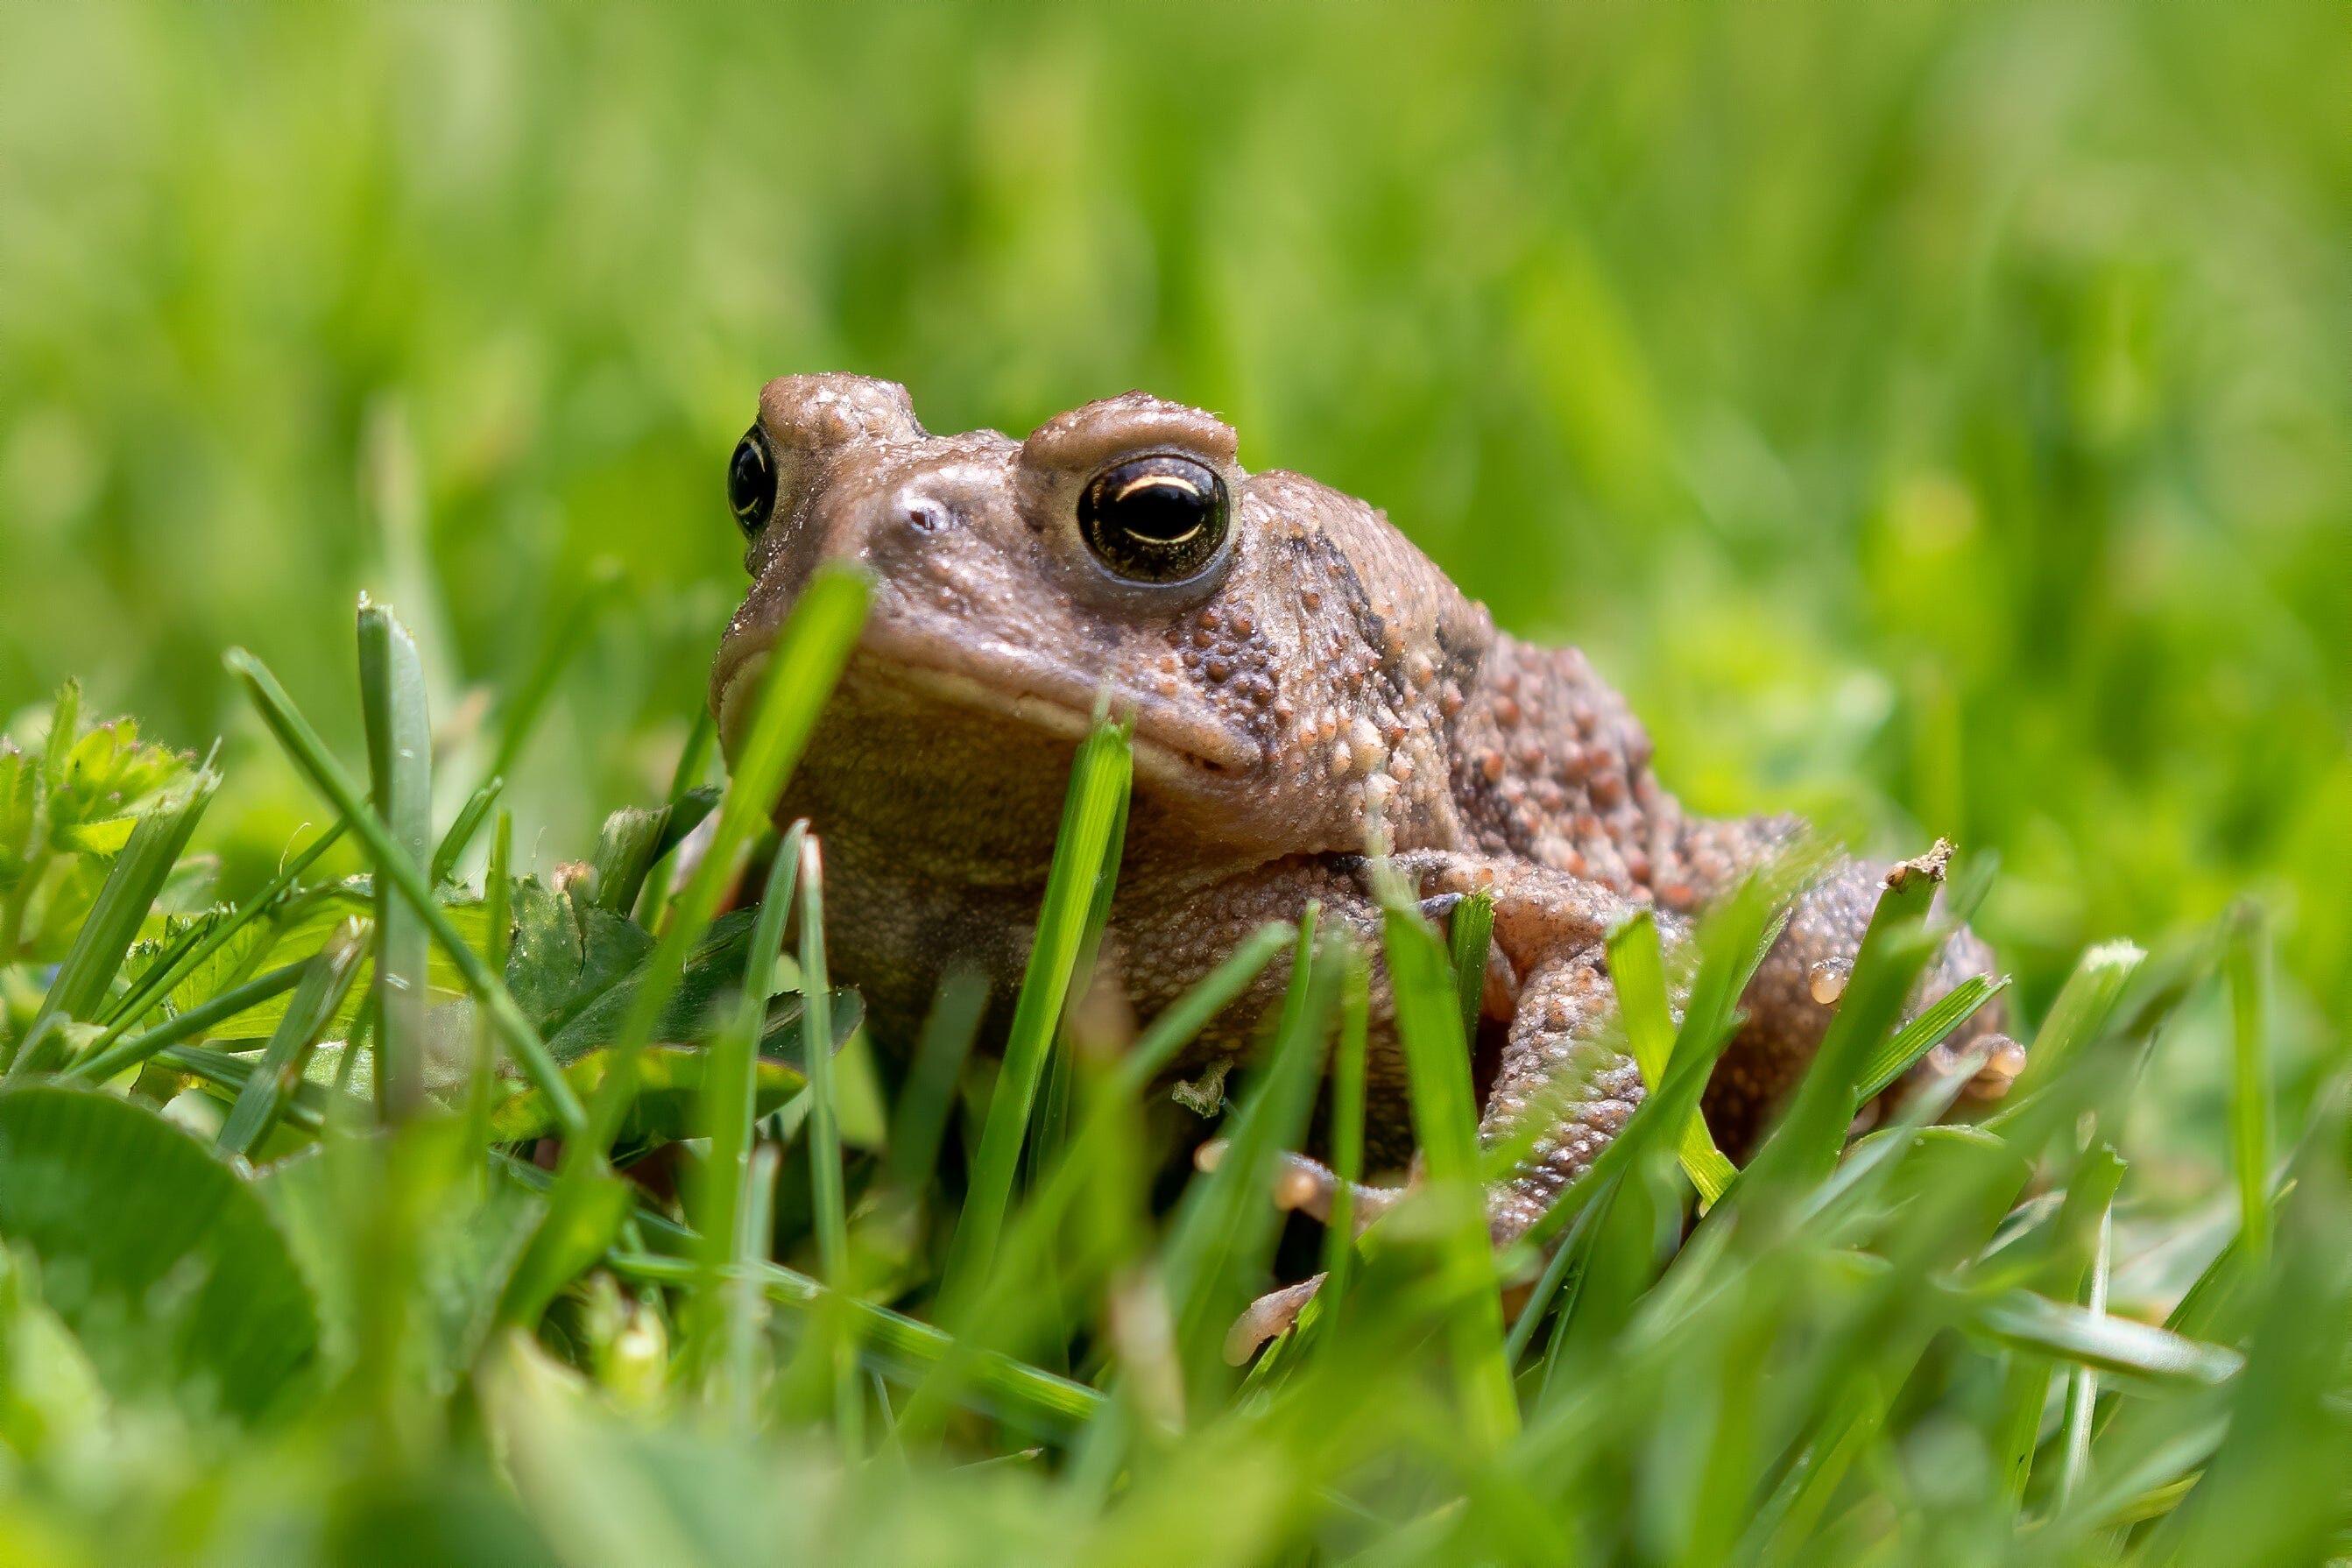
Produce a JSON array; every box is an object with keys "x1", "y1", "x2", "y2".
[
  {"x1": 728, "y1": 429, "x2": 774, "y2": 531},
  {"x1": 1078, "y1": 456, "x2": 1229, "y2": 583}
]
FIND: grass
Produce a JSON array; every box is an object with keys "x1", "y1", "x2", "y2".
[{"x1": 0, "y1": 596, "x2": 2337, "y2": 1565}]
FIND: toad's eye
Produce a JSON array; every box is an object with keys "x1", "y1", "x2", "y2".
[
  {"x1": 1077, "y1": 455, "x2": 1230, "y2": 584},
  {"x1": 727, "y1": 427, "x2": 775, "y2": 533}
]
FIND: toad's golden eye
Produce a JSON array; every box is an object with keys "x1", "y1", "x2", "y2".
[
  {"x1": 1077, "y1": 455, "x2": 1230, "y2": 584},
  {"x1": 728, "y1": 427, "x2": 775, "y2": 533}
]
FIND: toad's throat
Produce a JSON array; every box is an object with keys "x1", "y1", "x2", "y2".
[{"x1": 717, "y1": 637, "x2": 1263, "y2": 790}]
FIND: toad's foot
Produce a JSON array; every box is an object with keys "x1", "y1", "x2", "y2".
[
  {"x1": 1192, "y1": 1141, "x2": 1409, "y2": 1234},
  {"x1": 1203, "y1": 1146, "x2": 1412, "y2": 1366},
  {"x1": 1225, "y1": 1275, "x2": 1329, "y2": 1366}
]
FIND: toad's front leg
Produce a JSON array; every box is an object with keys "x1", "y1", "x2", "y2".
[{"x1": 1222, "y1": 848, "x2": 2013, "y2": 1360}]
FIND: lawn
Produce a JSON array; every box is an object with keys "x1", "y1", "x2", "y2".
[{"x1": 0, "y1": 4, "x2": 2347, "y2": 1563}]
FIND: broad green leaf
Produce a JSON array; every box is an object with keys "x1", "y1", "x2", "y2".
[
  {"x1": 505, "y1": 875, "x2": 653, "y2": 1041},
  {"x1": 540, "y1": 909, "x2": 852, "y2": 1064},
  {"x1": 258, "y1": 1132, "x2": 541, "y2": 1382},
  {"x1": 54, "y1": 814, "x2": 137, "y2": 856},
  {"x1": 0, "y1": 1084, "x2": 319, "y2": 1420}
]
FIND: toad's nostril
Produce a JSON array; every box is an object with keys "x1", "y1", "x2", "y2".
[{"x1": 904, "y1": 498, "x2": 952, "y2": 534}]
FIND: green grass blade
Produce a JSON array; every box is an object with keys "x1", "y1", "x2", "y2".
[
  {"x1": 216, "y1": 919, "x2": 370, "y2": 1158},
  {"x1": 1960, "y1": 1287, "x2": 2240, "y2": 1385},
  {"x1": 691, "y1": 821, "x2": 802, "y2": 1374},
  {"x1": 939, "y1": 719, "x2": 1132, "y2": 1320},
  {"x1": 796, "y1": 832, "x2": 862, "y2": 1450},
  {"x1": 1381, "y1": 890, "x2": 1517, "y2": 1450},
  {"x1": 358, "y1": 600, "x2": 434, "y2": 1122},
  {"x1": 463, "y1": 809, "x2": 513, "y2": 1153},
  {"x1": 92, "y1": 819, "x2": 346, "y2": 1035},
  {"x1": 1108, "y1": 921, "x2": 1296, "y2": 1102},
  {"x1": 491, "y1": 1145, "x2": 1108, "y2": 1441},
  {"x1": 725, "y1": 1142, "x2": 781, "y2": 1435},
  {"x1": 225, "y1": 646, "x2": 588, "y2": 1141},
  {"x1": 2006, "y1": 940, "x2": 2146, "y2": 1105},
  {"x1": 884, "y1": 964, "x2": 989, "y2": 1194},
  {"x1": 1162, "y1": 911, "x2": 1337, "y2": 1387},
  {"x1": 9, "y1": 770, "x2": 217, "y2": 1077},
  {"x1": 1447, "y1": 889, "x2": 1494, "y2": 1051},
  {"x1": 1853, "y1": 971, "x2": 2009, "y2": 1105},
  {"x1": 67, "y1": 961, "x2": 308, "y2": 1084},
  {"x1": 1607, "y1": 908, "x2": 1737, "y2": 1205},
  {"x1": 155, "y1": 1042, "x2": 350, "y2": 1131},
  {"x1": 574, "y1": 565, "x2": 866, "y2": 1166},
  {"x1": 2054, "y1": 1201, "x2": 2111, "y2": 1508},
  {"x1": 428, "y1": 775, "x2": 502, "y2": 887},
  {"x1": 1320, "y1": 943, "x2": 1373, "y2": 1317},
  {"x1": 1513, "y1": 864, "x2": 1792, "y2": 1260},
  {"x1": 1734, "y1": 850, "x2": 1949, "y2": 1198}
]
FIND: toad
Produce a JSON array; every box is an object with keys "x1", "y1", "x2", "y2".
[{"x1": 710, "y1": 375, "x2": 2011, "y2": 1294}]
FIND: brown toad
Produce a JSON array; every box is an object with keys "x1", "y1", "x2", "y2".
[{"x1": 710, "y1": 375, "x2": 2010, "y2": 1265}]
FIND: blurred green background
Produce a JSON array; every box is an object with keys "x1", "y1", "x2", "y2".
[{"x1": 3, "y1": 4, "x2": 2346, "y2": 1194}]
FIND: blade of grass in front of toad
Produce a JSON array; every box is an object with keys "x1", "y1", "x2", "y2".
[
  {"x1": 358, "y1": 600, "x2": 434, "y2": 1122},
  {"x1": 884, "y1": 964, "x2": 989, "y2": 1195},
  {"x1": 226, "y1": 646, "x2": 586, "y2": 1139},
  {"x1": 1607, "y1": 908, "x2": 1737, "y2": 1205},
  {"x1": 1996, "y1": 939, "x2": 2146, "y2": 1114},
  {"x1": 1508, "y1": 864, "x2": 1788, "y2": 1378},
  {"x1": 9, "y1": 767, "x2": 217, "y2": 1077},
  {"x1": 796, "y1": 832, "x2": 864, "y2": 1451},
  {"x1": 686, "y1": 819, "x2": 802, "y2": 1388},
  {"x1": 571, "y1": 564, "x2": 867, "y2": 1169},
  {"x1": 1381, "y1": 886, "x2": 1517, "y2": 1450},
  {"x1": 2054, "y1": 1197, "x2": 2114, "y2": 1508},
  {"x1": 1161, "y1": 912, "x2": 1336, "y2": 1398},
  {"x1": 937, "y1": 717, "x2": 1133, "y2": 1322},
  {"x1": 894, "y1": 921, "x2": 1296, "y2": 1444},
  {"x1": 1729, "y1": 854, "x2": 1948, "y2": 1207},
  {"x1": 1447, "y1": 888, "x2": 1494, "y2": 1057},
  {"x1": 216, "y1": 918, "x2": 371, "y2": 1158},
  {"x1": 1853, "y1": 971, "x2": 2009, "y2": 1106},
  {"x1": 1318, "y1": 941, "x2": 1372, "y2": 1318},
  {"x1": 1025, "y1": 773, "x2": 1129, "y2": 1367},
  {"x1": 504, "y1": 568, "x2": 864, "y2": 1327}
]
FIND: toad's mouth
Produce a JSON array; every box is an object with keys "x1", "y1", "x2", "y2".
[{"x1": 714, "y1": 631, "x2": 1263, "y2": 793}]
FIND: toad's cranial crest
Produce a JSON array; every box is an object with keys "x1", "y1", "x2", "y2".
[{"x1": 713, "y1": 373, "x2": 2013, "y2": 1351}]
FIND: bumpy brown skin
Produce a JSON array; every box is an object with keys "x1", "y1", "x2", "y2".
[{"x1": 712, "y1": 375, "x2": 2007, "y2": 1247}]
